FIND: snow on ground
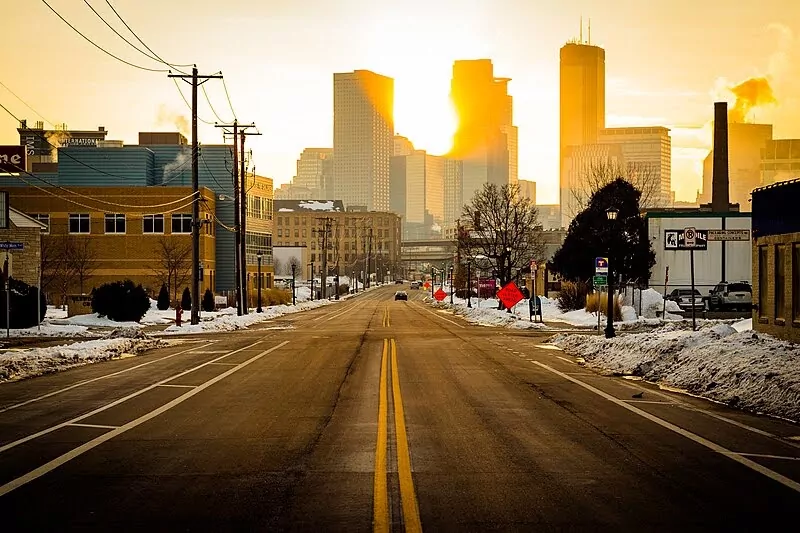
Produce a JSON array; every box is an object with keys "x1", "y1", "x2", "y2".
[
  {"x1": 0, "y1": 331, "x2": 167, "y2": 382},
  {"x1": 45, "y1": 306, "x2": 68, "y2": 320},
  {"x1": 1, "y1": 323, "x2": 92, "y2": 338},
  {"x1": 550, "y1": 319, "x2": 800, "y2": 422}
]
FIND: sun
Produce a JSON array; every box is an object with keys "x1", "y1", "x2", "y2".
[{"x1": 393, "y1": 79, "x2": 458, "y2": 156}]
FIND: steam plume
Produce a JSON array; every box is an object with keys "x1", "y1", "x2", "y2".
[
  {"x1": 156, "y1": 105, "x2": 190, "y2": 137},
  {"x1": 728, "y1": 77, "x2": 777, "y2": 123}
]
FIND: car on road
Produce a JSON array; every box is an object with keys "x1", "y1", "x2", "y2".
[
  {"x1": 395, "y1": 279, "x2": 404, "y2": 284},
  {"x1": 409, "y1": 281, "x2": 421, "y2": 290},
  {"x1": 394, "y1": 290, "x2": 408, "y2": 301},
  {"x1": 708, "y1": 281, "x2": 752, "y2": 311},
  {"x1": 667, "y1": 288, "x2": 704, "y2": 312}
]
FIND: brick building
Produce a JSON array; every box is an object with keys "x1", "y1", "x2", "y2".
[
  {"x1": 273, "y1": 200, "x2": 401, "y2": 283},
  {"x1": 0, "y1": 200, "x2": 46, "y2": 287},
  {"x1": 752, "y1": 179, "x2": 800, "y2": 342},
  {"x1": 6, "y1": 187, "x2": 217, "y2": 302}
]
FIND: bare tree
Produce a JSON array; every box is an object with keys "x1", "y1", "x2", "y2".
[
  {"x1": 457, "y1": 183, "x2": 545, "y2": 289},
  {"x1": 67, "y1": 237, "x2": 98, "y2": 294},
  {"x1": 272, "y1": 257, "x2": 283, "y2": 278},
  {"x1": 569, "y1": 159, "x2": 662, "y2": 218},
  {"x1": 151, "y1": 237, "x2": 192, "y2": 302},
  {"x1": 40, "y1": 236, "x2": 65, "y2": 297},
  {"x1": 287, "y1": 256, "x2": 300, "y2": 277}
]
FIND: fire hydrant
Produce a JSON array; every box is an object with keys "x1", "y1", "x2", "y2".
[{"x1": 175, "y1": 304, "x2": 182, "y2": 327}]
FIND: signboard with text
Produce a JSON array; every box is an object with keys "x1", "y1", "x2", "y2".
[
  {"x1": 497, "y1": 282, "x2": 524, "y2": 309},
  {"x1": 707, "y1": 229, "x2": 751, "y2": 241},
  {"x1": 664, "y1": 229, "x2": 708, "y2": 250},
  {"x1": 595, "y1": 257, "x2": 609, "y2": 274},
  {"x1": 0, "y1": 146, "x2": 26, "y2": 173}
]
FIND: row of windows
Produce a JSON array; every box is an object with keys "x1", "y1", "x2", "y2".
[
  {"x1": 758, "y1": 243, "x2": 800, "y2": 322},
  {"x1": 275, "y1": 216, "x2": 396, "y2": 227},
  {"x1": 274, "y1": 227, "x2": 395, "y2": 239},
  {"x1": 29, "y1": 213, "x2": 195, "y2": 235},
  {"x1": 274, "y1": 240, "x2": 391, "y2": 250}
]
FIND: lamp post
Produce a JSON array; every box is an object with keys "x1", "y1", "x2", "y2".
[
  {"x1": 605, "y1": 207, "x2": 619, "y2": 339},
  {"x1": 467, "y1": 262, "x2": 472, "y2": 308},
  {"x1": 256, "y1": 250, "x2": 263, "y2": 313},
  {"x1": 291, "y1": 262, "x2": 296, "y2": 306},
  {"x1": 310, "y1": 261, "x2": 315, "y2": 301},
  {"x1": 449, "y1": 266, "x2": 454, "y2": 304}
]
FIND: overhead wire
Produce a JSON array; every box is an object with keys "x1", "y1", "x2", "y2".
[
  {"x1": 0, "y1": 80, "x2": 54, "y2": 127},
  {"x1": 40, "y1": 0, "x2": 169, "y2": 72},
  {"x1": 172, "y1": 78, "x2": 215, "y2": 125},
  {"x1": 221, "y1": 78, "x2": 238, "y2": 121},
  {"x1": 202, "y1": 84, "x2": 232, "y2": 124}
]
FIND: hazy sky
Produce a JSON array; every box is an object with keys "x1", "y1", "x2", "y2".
[{"x1": 2, "y1": 0, "x2": 799, "y2": 203}]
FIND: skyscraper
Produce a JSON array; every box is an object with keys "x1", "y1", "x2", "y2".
[
  {"x1": 295, "y1": 148, "x2": 333, "y2": 199},
  {"x1": 449, "y1": 59, "x2": 516, "y2": 206},
  {"x1": 559, "y1": 40, "x2": 605, "y2": 225},
  {"x1": 333, "y1": 70, "x2": 394, "y2": 211},
  {"x1": 599, "y1": 127, "x2": 672, "y2": 206}
]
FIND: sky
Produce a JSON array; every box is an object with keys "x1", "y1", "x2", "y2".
[{"x1": 2, "y1": 0, "x2": 799, "y2": 204}]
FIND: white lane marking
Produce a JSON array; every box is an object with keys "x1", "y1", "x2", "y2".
[
  {"x1": 733, "y1": 453, "x2": 800, "y2": 461},
  {"x1": 207, "y1": 362, "x2": 239, "y2": 366},
  {"x1": 188, "y1": 350, "x2": 229, "y2": 355},
  {"x1": 624, "y1": 400, "x2": 675, "y2": 405},
  {"x1": 0, "y1": 341, "x2": 290, "y2": 497},
  {"x1": 413, "y1": 303, "x2": 465, "y2": 329},
  {"x1": 531, "y1": 360, "x2": 800, "y2": 494},
  {"x1": 0, "y1": 342, "x2": 214, "y2": 414},
  {"x1": 67, "y1": 423, "x2": 119, "y2": 430},
  {"x1": 534, "y1": 344, "x2": 563, "y2": 351},
  {"x1": 157, "y1": 384, "x2": 196, "y2": 388},
  {"x1": 556, "y1": 356, "x2": 573, "y2": 364},
  {"x1": 0, "y1": 339, "x2": 268, "y2": 454}
]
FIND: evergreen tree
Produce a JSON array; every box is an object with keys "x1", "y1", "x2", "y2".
[
  {"x1": 551, "y1": 179, "x2": 655, "y2": 285},
  {"x1": 202, "y1": 288, "x2": 215, "y2": 312},
  {"x1": 157, "y1": 284, "x2": 170, "y2": 310},
  {"x1": 180, "y1": 287, "x2": 192, "y2": 311}
]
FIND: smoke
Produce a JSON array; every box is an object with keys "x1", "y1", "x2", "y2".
[
  {"x1": 156, "y1": 105, "x2": 190, "y2": 137},
  {"x1": 44, "y1": 130, "x2": 71, "y2": 161},
  {"x1": 727, "y1": 77, "x2": 777, "y2": 123},
  {"x1": 163, "y1": 148, "x2": 191, "y2": 182}
]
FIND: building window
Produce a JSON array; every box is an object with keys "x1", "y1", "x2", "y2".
[
  {"x1": 104, "y1": 213, "x2": 126, "y2": 234},
  {"x1": 143, "y1": 214, "x2": 164, "y2": 234},
  {"x1": 172, "y1": 214, "x2": 193, "y2": 234},
  {"x1": 759, "y1": 246, "x2": 769, "y2": 318},
  {"x1": 29, "y1": 214, "x2": 50, "y2": 234},
  {"x1": 776, "y1": 245, "x2": 786, "y2": 321},
  {"x1": 69, "y1": 213, "x2": 90, "y2": 234},
  {"x1": 277, "y1": 229, "x2": 283, "y2": 237},
  {"x1": 793, "y1": 244, "x2": 800, "y2": 321}
]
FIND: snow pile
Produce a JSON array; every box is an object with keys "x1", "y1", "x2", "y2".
[
  {"x1": 2, "y1": 323, "x2": 93, "y2": 338},
  {"x1": 550, "y1": 320, "x2": 800, "y2": 422},
  {"x1": 161, "y1": 299, "x2": 332, "y2": 334},
  {"x1": 0, "y1": 334, "x2": 166, "y2": 382},
  {"x1": 622, "y1": 288, "x2": 682, "y2": 318}
]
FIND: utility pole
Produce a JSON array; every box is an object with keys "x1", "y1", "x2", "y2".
[
  {"x1": 315, "y1": 217, "x2": 333, "y2": 299},
  {"x1": 169, "y1": 67, "x2": 222, "y2": 325},
  {"x1": 240, "y1": 128, "x2": 260, "y2": 313},
  {"x1": 215, "y1": 121, "x2": 241, "y2": 315},
  {"x1": 367, "y1": 225, "x2": 373, "y2": 288}
]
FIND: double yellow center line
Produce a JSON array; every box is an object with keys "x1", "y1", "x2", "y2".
[
  {"x1": 382, "y1": 306, "x2": 391, "y2": 328},
  {"x1": 374, "y1": 338, "x2": 422, "y2": 533}
]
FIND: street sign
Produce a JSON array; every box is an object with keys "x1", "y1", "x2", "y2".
[
  {"x1": 434, "y1": 288, "x2": 447, "y2": 301},
  {"x1": 497, "y1": 282, "x2": 524, "y2": 309},
  {"x1": 707, "y1": 229, "x2": 751, "y2": 241},
  {"x1": 530, "y1": 260, "x2": 537, "y2": 271},
  {"x1": 0, "y1": 242, "x2": 23, "y2": 250},
  {"x1": 664, "y1": 229, "x2": 708, "y2": 251},
  {"x1": 593, "y1": 275, "x2": 608, "y2": 286},
  {"x1": 595, "y1": 257, "x2": 609, "y2": 274}
]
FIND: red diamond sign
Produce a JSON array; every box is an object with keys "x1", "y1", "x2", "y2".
[
  {"x1": 497, "y1": 282, "x2": 524, "y2": 309},
  {"x1": 434, "y1": 288, "x2": 447, "y2": 301}
]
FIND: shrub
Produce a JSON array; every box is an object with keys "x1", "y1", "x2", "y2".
[
  {"x1": 263, "y1": 289, "x2": 291, "y2": 306},
  {"x1": 338, "y1": 284, "x2": 350, "y2": 296},
  {"x1": 557, "y1": 281, "x2": 589, "y2": 312},
  {"x1": 585, "y1": 291, "x2": 623, "y2": 321},
  {"x1": 157, "y1": 284, "x2": 170, "y2": 310},
  {"x1": 202, "y1": 288, "x2": 215, "y2": 312},
  {"x1": 91, "y1": 280, "x2": 151, "y2": 322},
  {"x1": 455, "y1": 288, "x2": 477, "y2": 299},
  {"x1": 0, "y1": 278, "x2": 46, "y2": 329},
  {"x1": 181, "y1": 287, "x2": 192, "y2": 311}
]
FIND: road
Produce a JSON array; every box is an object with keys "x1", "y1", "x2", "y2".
[{"x1": 0, "y1": 284, "x2": 799, "y2": 531}]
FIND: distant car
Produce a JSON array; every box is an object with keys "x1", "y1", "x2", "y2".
[
  {"x1": 409, "y1": 282, "x2": 421, "y2": 290},
  {"x1": 708, "y1": 281, "x2": 752, "y2": 311},
  {"x1": 395, "y1": 279, "x2": 404, "y2": 284},
  {"x1": 394, "y1": 291, "x2": 408, "y2": 301},
  {"x1": 668, "y1": 288, "x2": 704, "y2": 312}
]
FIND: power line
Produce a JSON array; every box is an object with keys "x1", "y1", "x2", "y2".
[
  {"x1": 40, "y1": 0, "x2": 169, "y2": 72},
  {"x1": 221, "y1": 78, "x2": 238, "y2": 121},
  {"x1": 173, "y1": 78, "x2": 215, "y2": 125},
  {"x1": 0, "y1": 80, "x2": 53, "y2": 127},
  {"x1": 0, "y1": 100, "x2": 22, "y2": 123},
  {"x1": 202, "y1": 84, "x2": 232, "y2": 124},
  {"x1": 104, "y1": 0, "x2": 193, "y2": 70},
  {"x1": 82, "y1": 0, "x2": 168, "y2": 67}
]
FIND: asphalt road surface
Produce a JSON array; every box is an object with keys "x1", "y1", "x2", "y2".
[{"x1": 1, "y1": 285, "x2": 799, "y2": 531}]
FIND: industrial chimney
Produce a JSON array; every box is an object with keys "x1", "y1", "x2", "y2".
[{"x1": 711, "y1": 102, "x2": 730, "y2": 212}]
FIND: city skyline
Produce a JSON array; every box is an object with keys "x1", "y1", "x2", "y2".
[{"x1": 2, "y1": 1, "x2": 799, "y2": 204}]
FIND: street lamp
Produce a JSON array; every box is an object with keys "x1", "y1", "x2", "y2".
[
  {"x1": 466, "y1": 261, "x2": 472, "y2": 308},
  {"x1": 291, "y1": 262, "x2": 296, "y2": 306},
  {"x1": 309, "y1": 261, "x2": 315, "y2": 301},
  {"x1": 449, "y1": 265, "x2": 454, "y2": 304},
  {"x1": 256, "y1": 250, "x2": 263, "y2": 313},
  {"x1": 605, "y1": 207, "x2": 619, "y2": 339}
]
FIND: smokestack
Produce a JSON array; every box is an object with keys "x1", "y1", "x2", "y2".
[{"x1": 712, "y1": 102, "x2": 730, "y2": 213}]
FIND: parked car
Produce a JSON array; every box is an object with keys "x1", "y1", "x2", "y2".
[
  {"x1": 394, "y1": 291, "x2": 408, "y2": 301},
  {"x1": 708, "y1": 281, "x2": 752, "y2": 311},
  {"x1": 667, "y1": 288, "x2": 704, "y2": 312}
]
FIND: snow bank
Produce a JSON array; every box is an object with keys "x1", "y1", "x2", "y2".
[
  {"x1": 2, "y1": 323, "x2": 92, "y2": 338},
  {"x1": 0, "y1": 333, "x2": 166, "y2": 382},
  {"x1": 550, "y1": 323, "x2": 800, "y2": 422},
  {"x1": 623, "y1": 288, "x2": 682, "y2": 318}
]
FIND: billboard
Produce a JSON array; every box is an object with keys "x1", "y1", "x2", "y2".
[{"x1": 0, "y1": 146, "x2": 26, "y2": 173}]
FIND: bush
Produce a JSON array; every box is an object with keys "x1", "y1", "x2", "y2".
[
  {"x1": 557, "y1": 281, "x2": 590, "y2": 312},
  {"x1": 338, "y1": 284, "x2": 350, "y2": 296},
  {"x1": 0, "y1": 278, "x2": 46, "y2": 329},
  {"x1": 585, "y1": 291, "x2": 623, "y2": 321},
  {"x1": 202, "y1": 288, "x2": 215, "y2": 312},
  {"x1": 181, "y1": 287, "x2": 191, "y2": 311},
  {"x1": 455, "y1": 288, "x2": 477, "y2": 299},
  {"x1": 157, "y1": 284, "x2": 170, "y2": 310},
  {"x1": 263, "y1": 289, "x2": 291, "y2": 306},
  {"x1": 91, "y1": 280, "x2": 151, "y2": 322}
]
